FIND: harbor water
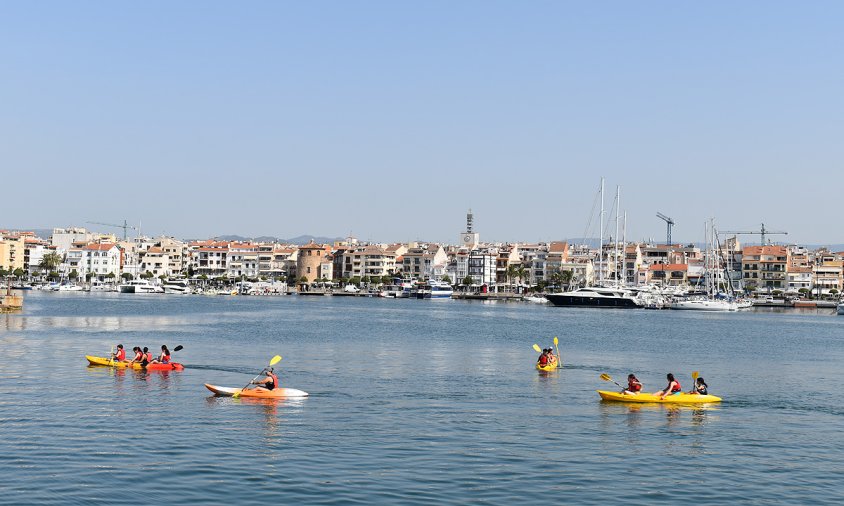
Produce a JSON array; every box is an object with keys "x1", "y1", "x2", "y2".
[{"x1": 2, "y1": 292, "x2": 843, "y2": 504}]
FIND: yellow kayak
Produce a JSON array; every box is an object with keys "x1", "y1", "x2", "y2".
[
  {"x1": 536, "y1": 359, "x2": 560, "y2": 372},
  {"x1": 597, "y1": 390, "x2": 722, "y2": 403}
]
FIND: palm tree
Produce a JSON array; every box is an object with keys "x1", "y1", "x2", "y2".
[{"x1": 39, "y1": 252, "x2": 62, "y2": 277}]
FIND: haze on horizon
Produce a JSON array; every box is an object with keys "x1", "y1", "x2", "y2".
[{"x1": 2, "y1": 2, "x2": 842, "y2": 246}]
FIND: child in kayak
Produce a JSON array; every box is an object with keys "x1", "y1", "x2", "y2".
[
  {"x1": 251, "y1": 367, "x2": 279, "y2": 391},
  {"x1": 655, "y1": 373, "x2": 682, "y2": 399},
  {"x1": 148, "y1": 345, "x2": 171, "y2": 365},
  {"x1": 537, "y1": 349, "x2": 549, "y2": 368},
  {"x1": 128, "y1": 346, "x2": 145, "y2": 365},
  {"x1": 546, "y1": 348, "x2": 558, "y2": 367},
  {"x1": 142, "y1": 347, "x2": 152, "y2": 365},
  {"x1": 689, "y1": 377, "x2": 708, "y2": 395},
  {"x1": 111, "y1": 344, "x2": 126, "y2": 362},
  {"x1": 623, "y1": 374, "x2": 643, "y2": 395}
]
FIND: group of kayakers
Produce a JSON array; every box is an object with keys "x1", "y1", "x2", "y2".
[
  {"x1": 110, "y1": 343, "x2": 172, "y2": 366},
  {"x1": 623, "y1": 373, "x2": 708, "y2": 398},
  {"x1": 536, "y1": 347, "x2": 558, "y2": 368}
]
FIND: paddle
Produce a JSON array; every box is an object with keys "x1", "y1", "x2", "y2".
[
  {"x1": 600, "y1": 373, "x2": 625, "y2": 390},
  {"x1": 691, "y1": 370, "x2": 699, "y2": 394},
  {"x1": 532, "y1": 344, "x2": 542, "y2": 353},
  {"x1": 553, "y1": 336, "x2": 561, "y2": 368},
  {"x1": 233, "y1": 355, "x2": 282, "y2": 398}
]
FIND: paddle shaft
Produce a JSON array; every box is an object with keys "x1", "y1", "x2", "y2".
[{"x1": 553, "y1": 336, "x2": 561, "y2": 368}]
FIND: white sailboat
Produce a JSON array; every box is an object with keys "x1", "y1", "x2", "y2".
[{"x1": 671, "y1": 219, "x2": 737, "y2": 311}]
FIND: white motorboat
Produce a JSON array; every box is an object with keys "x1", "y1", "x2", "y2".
[
  {"x1": 414, "y1": 280, "x2": 453, "y2": 299},
  {"x1": 163, "y1": 280, "x2": 192, "y2": 294},
  {"x1": 119, "y1": 279, "x2": 159, "y2": 294},
  {"x1": 837, "y1": 302, "x2": 844, "y2": 315},
  {"x1": 57, "y1": 284, "x2": 84, "y2": 292}
]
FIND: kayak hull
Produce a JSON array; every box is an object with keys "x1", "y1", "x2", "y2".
[
  {"x1": 597, "y1": 390, "x2": 721, "y2": 403},
  {"x1": 204, "y1": 383, "x2": 309, "y2": 398},
  {"x1": 536, "y1": 362, "x2": 559, "y2": 372},
  {"x1": 86, "y1": 355, "x2": 185, "y2": 371}
]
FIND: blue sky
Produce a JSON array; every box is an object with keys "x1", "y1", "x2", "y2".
[{"x1": 2, "y1": 2, "x2": 842, "y2": 244}]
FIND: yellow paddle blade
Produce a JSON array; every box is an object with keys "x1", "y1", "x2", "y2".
[
  {"x1": 270, "y1": 355, "x2": 282, "y2": 366},
  {"x1": 600, "y1": 373, "x2": 612, "y2": 381},
  {"x1": 692, "y1": 370, "x2": 699, "y2": 380},
  {"x1": 554, "y1": 336, "x2": 559, "y2": 346},
  {"x1": 532, "y1": 344, "x2": 542, "y2": 353}
]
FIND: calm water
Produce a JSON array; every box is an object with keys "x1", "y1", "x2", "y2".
[{"x1": 2, "y1": 292, "x2": 843, "y2": 504}]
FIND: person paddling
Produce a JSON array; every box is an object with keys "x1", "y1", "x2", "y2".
[
  {"x1": 623, "y1": 373, "x2": 643, "y2": 395},
  {"x1": 537, "y1": 349, "x2": 549, "y2": 368},
  {"x1": 111, "y1": 344, "x2": 126, "y2": 362},
  {"x1": 128, "y1": 346, "x2": 144, "y2": 365},
  {"x1": 689, "y1": 377, "x2": 708, "y2": 395},
  {"x1": 142, "y1": 347, "x2": 152, "y2": 366},
  {"x1": 546, "y1": 348, "x2": 558, "y2": 367},
  {"x1": 655, "y1": 373, "x2": 682, "y2": 399},
  {"x1": 250, "y1": 367, "x2": 279, "y2": 391},
  {"x1": 148, "y1": 345, "x2": 171, "y2": 365}
]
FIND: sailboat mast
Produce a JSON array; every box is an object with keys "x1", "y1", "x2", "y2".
[
  {"x1": 623, "y1": 211, "x2": 627, "y2": 285},
  {"x1": 599, "y1": 178, "x2": 604, "y2": 285},
  {"x1": 615, "y1": 186, "x2": 620, "y2": 286}
]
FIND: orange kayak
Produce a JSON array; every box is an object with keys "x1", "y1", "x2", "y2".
[{"x1": 204, "y1": 383, "x2": 309, "y2": 398}]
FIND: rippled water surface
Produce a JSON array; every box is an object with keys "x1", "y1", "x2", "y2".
[{"x1": 2, "y1": 292, "x2": 844, "y2": 504}]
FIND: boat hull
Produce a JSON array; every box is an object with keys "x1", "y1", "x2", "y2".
[
  {"x1": 670, "y1": 300, "x2": 737, "y2": 311},
  {"x1": 86, "y1": 355, "x2": 184, "y2": 371},
  {"x1": 597, "y1": 390, "x2": 721, "y2": 403},
  {"x1": 536, "y1": 361, "x2": 559, "y2": 372},
  {"x1": 204, "y1": 384, "x2": 309, "y2": 398},
  {"x1": 546, "y1": 294, "x2": 640, "y2": 308}
]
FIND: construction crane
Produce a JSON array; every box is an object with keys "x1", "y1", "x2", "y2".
[
  {"x1": 656, "y1": 212, "x2": 675, "y2": 246},
  {"x1": 718, "y1": 223, "x2": 787, "y2": 245},
  {"x1": 87, "y1": 220, "x2": 138, "y2": 241}
]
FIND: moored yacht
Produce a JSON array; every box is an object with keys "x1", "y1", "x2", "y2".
[
  {"x1": 546, "y1": 286, "x2": 643, "y2": 308},
  {"x1": 837, "y1": 301, "x2": 844, "y2": 315},
  {"x1": 414, "y1": 280, "x2": 454, "y2": 299},
  {"x1": 119, "y1": 279, "x2": 159, "y2": 294},
  {"x1": 670, "y1": 296, "x2": 737, "y2": 311},
  {"x1": 163, "y1": 280, "x2": 192, "y2": 294}
]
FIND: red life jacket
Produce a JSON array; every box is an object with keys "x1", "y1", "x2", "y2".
[
  {"x1": 671, "y1": 380, "x2": 682, "y2": 393},
  {"x1": 133, "y1": 351, "x2": 144, "y2": 361},
  {"x1": 267, "y1": 372, "x2": 278, "y2": 390},
  {"x1": 145, "y1": 352, "x2": 153, "y2": 362},
  {"x1": 161, "y1": 354, "x2": 171, "y2": 364},
  {"x1": 628, "y1": 379, "x2": 642, "y2": 392},
  {"x1": 116, "y1": 349, "x2": 125, "y2": 361},
  {"x1": 538, "y1": 355, "x2": 548, "y2": 366}
]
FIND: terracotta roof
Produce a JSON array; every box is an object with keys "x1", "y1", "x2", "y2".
[
  {"x1": 145, "y1": 247, "x2": 164, "y2": 254},
  {"x1": 84, "y1": 243, "x2": 117, "y2": 251},
  {"x1": 743, "y1": 246, "x2": 787, "y2": 256},
  {"x1": 549, "y1": 241, "x2": 568, "y2": 253}
]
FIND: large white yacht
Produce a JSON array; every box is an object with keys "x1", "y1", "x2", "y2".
[
  {"x1": 546, "y1": 286, "x2": 643, "y2": 308},
  {"x1": 670, "y1": 296, "x2": 737, "y2": 312},
  {"x1": 119, "y1": 279, "x2": 160, "y2": 294}
]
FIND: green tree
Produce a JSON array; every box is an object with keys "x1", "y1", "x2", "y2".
[
  {"x1": 0, "y1": 267, "x2": 8, "y2": 277},
  {"x1": 381, "y1": 275, "x2": 392, "y2": 284},
  {"x1": 462, "y1": 275, "x2": 474, "y2": 286},
  {"x1": 85, "y1": 272, "x2": 94, "y2": 281},
  {"x1": 68, "y1": 269, "x2": 79, "y2": 280},
  {"x1": 298, "y1": 276, "x2": 308, "y2": 283},
  {"x1": 106, "y1": 272, "x2": 116, "y2": 280},
  {"x1": 441, "y1": 274, "x2": 451, "y2": 284},
  {"x1": 48, "y1": 271, "x2": 60, "y2": 281},
  {"x1": 350, "y1": 276, "x2": 361, "y2": 286},
  {"x1": 39, "y1": 252, "x2": 62, "y2": 276},
  {"x1": 121, "y1": 272, "x2": 134, "y2": 281},
  {"x1": 13, "y1": 267, "x2": 25, "y2": 279}
]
